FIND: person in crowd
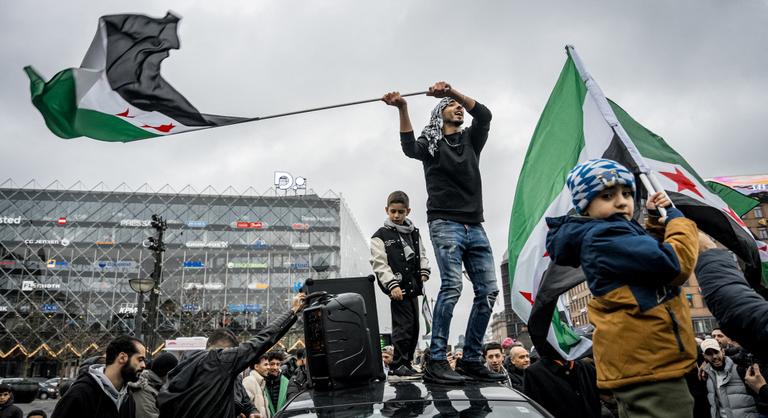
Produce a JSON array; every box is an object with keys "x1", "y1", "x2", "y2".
[
  {"x1": 234, "y1": 371, "x2": 258, "y2": 418},
  {"x1": 0, "y1": 384, "x2": 23, "y2": 418},
  {"x1": 52, "y1": 335, "x2": 146, "y2": 418},
  {"x1": 501, "y1": 337, "x2": 515, "y2": 353},
  {"x1": 695, "y1": 234, "x2": 768, "y2": 359},
  {"x1": 483, "y1": 342, "x2": 513, "y2": 389},
  {"x1": 382, "y1": 82, "x2": 503, "y2": 384},
  {"x1": 286, "y1": 349, "x2": 308, "y2": 399},
  {"x1": 264, "y1": 351, "x2": 290, "y2": 416},
  {"x1": 523, "y1": 353, "x2": 602, "y2": 418},
  {"x1": 157, "y1": 293, "x2": 304, "y2": 418},
  {"x1": 243, "y1": 356, "x2": 270, "y2": 418},
  {"x1": 129, "y1": 352, "x2": 178, "y2": 418},
  {"x1": 58, "y1": 355, "x2": 105, "y2": 397},
  {"x1": 546, "y1": 159, "x2": 700, "y2": 417},
  {"x1": 382, "y1": 346, "x2": 394, "y2": 375},
  {"x1": 370, "y1": 190, "x2": 430, "y2": 377},
  {"x1": 745, "y1": 365, "x2": 768, "y2": 408},
  {"x1": 700, "y1": 339, "x2": 758, "y2": 418},
  {"x1": 504, "y1": 345, "x2": 530, "y2": 392},
  {"x1": 26, "y1": 411, "x2": 47, "y2": 418}
]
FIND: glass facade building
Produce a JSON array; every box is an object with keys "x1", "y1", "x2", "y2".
[{"x1": 0, "y1": 181, "x2": 370, "y2": 377}]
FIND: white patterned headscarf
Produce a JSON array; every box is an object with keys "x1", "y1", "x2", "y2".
[{"x1": 420, "y1": 97, "x2": 455, "y2": 157}]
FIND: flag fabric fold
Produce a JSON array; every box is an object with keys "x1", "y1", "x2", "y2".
[
  {"x1": 508, "y1": 45, "x2": 765, "y2": 359},
  {"x1": 25, "y1": 12, "x2": 245, "y2": 142}
]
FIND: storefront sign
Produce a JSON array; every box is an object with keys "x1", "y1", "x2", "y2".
[
  {"x1": 248, "y1": 283, "x2": 270, "y2": 290},
  {"x1": 185, "y1": 241, "x2": 229, "y2": 249},
  {"x1": 186, "y1": 220, "x2": 208, "y2": 228},
  {"x1": 291, "y1": 223, "x2": 310, "y2": 231},
  {"x1": 301, "y1": 215, "x2": 335, "y2": 223},
  {"x1": 290, "y1": 262, "x2": 310, "y2": 269},
  {"x1": 227, "y1": 262, "x2": 269, "y2": 269},
  {"x1": 236, "y1": 221, "x2": 266, "y2": 229},
  {"x1": 183, "y1": 282, "x2": 224, "y2": 290},
  {"x1": 0, "y1": 215, "x2": 22, "y2": 224},
  {"x1": 291, "y1": 242, "x2": 310, "y2": 250},
  {"x1": 120, "y1": 219, "x2": 152, "y2": 227},
  {"x1": 247, "y1": 240, "x2": 269, "y2": 249},
  {"x1": 95, "y1": 261, "x2": 137, "y2": 270},
  {"x1": 228, "y1": 303, "x2": 262, "y2": 313},
  {"x1": 181, "y1": 303, "x2": 200, "y2": 312},
  {"x1": 57, "y1": 217, "x2": 67, "y2": 225},
  {"x1": 165, "y1": 337, "x2": 208, "y2": 351},
  {"x1": 24, "y1": 239, "x2": 70, "y2": 246},
  {"x1": 41, "y1": 303, "x2": 59, "y2": 313},
  {"x1": 46, "y1": 259, "x2": 68, "y2": 268},
  {"x1": 0, "y1": 261, "x2": 16, "y2": 267},
  {"x1": 22, "y1": 281, "x2": 62, "y2": 291},
  {"x1": 0, "y1": 306, "x2": 7, "y2": 313},
  {"x1": 118, "y1": 303, "x2": 138, "y2": 314},
  {"x1": 183, "y1": 260, "x2": 205, "y2": 269}
]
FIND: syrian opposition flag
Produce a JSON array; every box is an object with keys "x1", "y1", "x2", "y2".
[
  {"x1": 25, "y1": 12, "x2": 245, "y2": 142},
  {"x1": 508, "y1": 45, "x2": 765, "y2": 359}
]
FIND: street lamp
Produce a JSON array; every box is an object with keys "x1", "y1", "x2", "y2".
[{"x1": 130, "y1": 277, "x2": 156, "y2": 341}]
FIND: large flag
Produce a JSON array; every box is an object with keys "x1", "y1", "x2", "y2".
[
  {"x1": 508, "y1": 45, "x2": 765, "y2": 359},
  {"x1": 25, "y1": 12, "x2": 245, "y2": 142}
]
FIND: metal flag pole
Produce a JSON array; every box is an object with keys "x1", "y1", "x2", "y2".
[
  {"x1": 566, "y1": 45, "x2": 670, "y2": 218},
  {"x1": 231, "y1": 90, "x2": 429, "y2": 125}
]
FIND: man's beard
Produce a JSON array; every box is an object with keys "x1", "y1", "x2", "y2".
[{"x1": 120, "y1": 363, "x2": 141, "y2": 383}]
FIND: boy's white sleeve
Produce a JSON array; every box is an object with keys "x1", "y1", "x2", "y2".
[
  {"x1": 370, "y1": 237, "x2": 399, "y2": 291},
  {"x1": 418, "y1": 233, "x2": 430, "y2": 277}
]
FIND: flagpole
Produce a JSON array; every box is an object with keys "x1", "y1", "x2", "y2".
[
  {"x1": 566, "y1": 45, "x2": 671, "y2": 217},
  {"x1": 235, "y1": 91, "x2": 429, "y2": 124}
]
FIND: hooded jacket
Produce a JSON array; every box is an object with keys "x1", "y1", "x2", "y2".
[
  {"x1": 243, "y1": 370, "x2": 269, "y2": 418},
  {"x1": 51, "y1": 364, "x2": 135, "y2": 418},
  {"x1": 157, "y1": 311, "x2": 296, "y2": 418},
  {"x1": 545, "y1": 212, "x2": 699, "y2": 389},
  {"x1": 0, "y1": 396, "x2": 22, "y2": 418},
  {"x1": 128, "y1": 369, "x2": 164, "y2": 418}
]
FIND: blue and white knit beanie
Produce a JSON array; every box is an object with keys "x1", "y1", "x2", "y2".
[
  {"x1": 420, "y1": 97, "x2": 456, "y2": 157},
  {"x1": 566, "y1": 158, "x2": 636, "y2": 214}
]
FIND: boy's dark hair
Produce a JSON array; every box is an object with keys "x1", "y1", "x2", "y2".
[
  {"x1": 295, "y1": 348, "x2": 306, "y2": 359},
  {"x1": 0, "y1": 383, "x2": 11, "y2": 394},
  {"x1": 482, "y1": 342, "x2": 503, "y2": 357},
  {"x1": 27, "y1": 410, "x2": 48, "y2": 418},
  {"x1": 105, "y1": 335, "x2": 144, "y2": 365},
  {"x1": 266, "y1": 350, "x2": 285, "y2": 362},
  {"x1": 207, "y1": 328, "x2": 239, "y2": 348},
  {"x1": 387, "y1": 191, "x2": 409, "y2": 208}
]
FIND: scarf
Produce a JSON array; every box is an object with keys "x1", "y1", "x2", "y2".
[
  {"x1": 420, "y1": 97, "x2": 459, "y2": 157},
  {"x1": 384, "y1": 218, "x2": 416, "y2": 260}
]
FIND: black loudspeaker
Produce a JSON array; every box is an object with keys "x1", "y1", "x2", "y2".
[{"x1": 303, "y1": 276, "x2": 386, "y2": 388}]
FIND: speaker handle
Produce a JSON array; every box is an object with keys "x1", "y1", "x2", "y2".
[{"x1": 305, "y1": 291, "x2": 330, "y2": 305}]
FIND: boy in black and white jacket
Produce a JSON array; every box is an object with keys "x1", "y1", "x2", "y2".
[{"x1": 370, "y1": 190, "x2": 430, "y2": 377}]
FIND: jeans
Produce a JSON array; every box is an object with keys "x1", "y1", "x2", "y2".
[{"x1": 428, "y1": 219, "x2": 498, "y2": 362}]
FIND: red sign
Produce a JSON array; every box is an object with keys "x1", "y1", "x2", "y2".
[
  {"x1": 291, "y1": 223, "x2": 310, "y2": 230},
  {"x1": 57, "y1": 217, "x2": 67, "y2": 225},
  {"x1": 236, "y1": 221, "x2": 265, "y2": 229}
]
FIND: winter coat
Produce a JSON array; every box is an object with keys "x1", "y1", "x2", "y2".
[
  {"x1": 52, "y1": 365, "x2": 135, "y2": 418},
  {"x1": 370, "y1": 224, "x2": 429, "y2": 296},
  {"x1": 523, "y1": 357, "x2": 602, "y2": 418},
  {"x1": 546, "y1": 212, "x2": 699, "y2": 389},
  {"x1": 705, "y1": 357, "x2": 758, "y2": 418},
  {"x1": 696, "y1": 249, "x2": 768, "y2": 359},
  {"x1": 264, "y1": 374, "x2": 290, "y2": 416},
  {"x1": 157, "y1": 311, "x2": 297, "y2": 418},
  {"x1": 234, "y1": 377, "x2": 257, "y2": 417},
  {"x1": 286, "y1": 365, "x2": 309, "y2": 400},
  {"x1": 503, "y1": 361, "x2": 525, "y2": 393},
  {"x1": 243, "y1": 370, "x2": 269, "y2": 418},
  {"x1": 128, "y1": 369, "x2": 164, "y2": 418},
  {"x1": 0, "y1": 398, "x2": 23, "y2": 418}
]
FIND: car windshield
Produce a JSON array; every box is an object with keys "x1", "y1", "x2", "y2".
[{"x1": 279, "y1": 399, "x2": 547, "y2": 418}]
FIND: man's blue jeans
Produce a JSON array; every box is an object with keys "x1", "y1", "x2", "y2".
[{"x1": 428, "y1": 219, "x2": 498, "y2": 362}]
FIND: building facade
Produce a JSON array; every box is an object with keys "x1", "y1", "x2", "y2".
[{"x1": 0, "y1": 181, "x2": 370, "y2": 377}]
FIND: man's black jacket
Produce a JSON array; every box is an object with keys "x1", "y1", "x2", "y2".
[
  {"x1": 523, "y1": 357, "x2": 601, "y2": 418},
  {"x1": 158, "y1": 311, "x2": 297, "y2": 418},
  {"x1": 51, "y1": 372, "x2": 134, "y2": 418},
  {"x1": 696, "y1": 249, "x2": 768, "y2": 359}
]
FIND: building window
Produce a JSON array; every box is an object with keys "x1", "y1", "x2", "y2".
[
  {"x1": 755, "y1": 206, "x2": 764, "y2": 218},
  {"x1": 759, "y1": 229, "x2": 768, "y2": 240},
  {"x1": 686, "y1": 294, "x2": 694, "y2": 308}
]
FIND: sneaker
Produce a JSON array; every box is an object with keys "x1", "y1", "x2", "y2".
[
  {"x1": 392, "y1": 365, "x2": 417, "y2": 377},
  {"x1": 423, "y1": 359, "x2": 466, "y2": 385},
  {"x1": 405, "y1": 364, "x2": 423, "y2": 375},
  {"x1": 455, "y1": 358, "x2": 507, "y2": 383}
]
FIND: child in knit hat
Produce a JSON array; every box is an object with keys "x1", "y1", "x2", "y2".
[{"x1": 545, "y1": 158, "x2": 700, "y2": 418}]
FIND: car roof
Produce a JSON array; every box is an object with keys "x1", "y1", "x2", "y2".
[{"x1": 284, "y1": 379, "x2": 529, "y2": 411}]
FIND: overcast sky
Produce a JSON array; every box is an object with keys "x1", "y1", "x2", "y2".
[{"x1": 2, "y1": 1, "x2": 767, "y2": 345}]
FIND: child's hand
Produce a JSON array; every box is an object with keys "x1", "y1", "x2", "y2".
[
  {"x1": 390, "y1": 287, "x2": 404, "y2": 301},
  {"x1": 646, "y1": 192, "x2": 672, "y2": 211},
  {"x1": 421, "y1": 274, "x2": 429, "y2": 282}
]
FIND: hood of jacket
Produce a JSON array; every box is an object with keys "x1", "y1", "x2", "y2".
[{"x1": 88, "y1": 364, "x2": 128, "y2": 410}]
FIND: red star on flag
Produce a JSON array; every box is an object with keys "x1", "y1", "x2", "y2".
[
  {"x1": 723, "y1": 206, "x2": 748, "y2": 229},
  {"x1": 660, "y1": 167, "x2": 704, "y2": 198},
  {"x1": 519, "y1": 291, "x2": 535, "y2": 305},
  {"x1": 758, "y1": 243, "x2": 767, "y2": 253}
]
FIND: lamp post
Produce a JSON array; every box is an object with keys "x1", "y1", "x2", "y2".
[{"x1": 129, "y1": 278, "x2": 156, "y2": 341}]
